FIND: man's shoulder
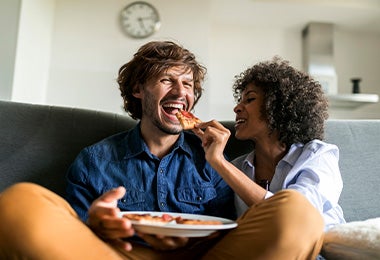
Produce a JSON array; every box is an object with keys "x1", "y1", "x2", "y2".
[
  {"x1": 83, "y1": 130, "x2": 131, "y2": 160},
  {"x1": 90, "y1": 131, "x2": 129, "y2": 148}
]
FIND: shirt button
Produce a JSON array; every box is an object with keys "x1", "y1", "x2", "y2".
[
  {"x1": 160, "y1": 202, "x2": 165, "y2": 207},
  {"x1": 159, "y1": 168, "x2": 164, "y2": 174},
  {"x1": 197, "y1": 196, "x2": 202, "y2": 201},
  {"x1": 121, "y1": 199, "x2": 127, "y2": 203}
]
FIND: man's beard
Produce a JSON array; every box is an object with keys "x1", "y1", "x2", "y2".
[
  {"x1": 143, "y1": 93, "x2": 182, "y2": 135},
  {"x1": 154, "y1": 117, "x2": 181, "y2": 135}
]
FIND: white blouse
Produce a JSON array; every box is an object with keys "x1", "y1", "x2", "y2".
[{"x1": 232, "y1": 139, "x2": 346, "y2": 230}]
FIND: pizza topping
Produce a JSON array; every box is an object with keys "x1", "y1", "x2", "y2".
[
  {"x1": 122, "y1": 213, "x2": 222, "y2": 225},
  {"x1": 175, "y1": 216, "x2": 222, "y2": 225},
  {"x1": 123, "y1": 213, "x2": 173, "y2": 225},
  {"x1": 176, "y1": 110, "x2": 202, "y2": 130}
]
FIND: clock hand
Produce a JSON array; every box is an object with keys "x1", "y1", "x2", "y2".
[
  {"x1": 137, "y1": 17, "x2": 146, "y2": 29},
  {"x1": 140, "y1": 16, "x2": 156, "y2": 20}
]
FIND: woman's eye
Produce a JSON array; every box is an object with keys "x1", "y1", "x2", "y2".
[{"x1": 246, "y1": 98, "x2": 255, "y2": 103}]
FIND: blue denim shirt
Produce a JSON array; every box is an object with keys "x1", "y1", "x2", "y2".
[{"x1": 66, "y1": 123, "x2": 235, "y2": 222}]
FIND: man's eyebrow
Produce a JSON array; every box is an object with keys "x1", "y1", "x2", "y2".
[
  {"x1": 182, "y1": 76, "x2": 194, "y2": 82},
  {"x1": 163, "y1": 72, "x2": 194, "y2": 81}
]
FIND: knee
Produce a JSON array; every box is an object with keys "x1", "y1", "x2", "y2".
[
  {"x1": 0, "y1": 182, "x2": 49, "y2": 219},
  {"x1": 272, "y1": 189, "x2": 306, "y2": 204},
  {"x1": 270, "y1": 189, "x2": 324, "y2": 235},
  {"x1": 0, "y1": 183, "x2": 40, "y2": 232},
  {"x1": 1, "y1": 182, "x2": 43, "y2": 201},
  {"x1": 272, "y1": 189, "x2": 323, "y2": 219}
]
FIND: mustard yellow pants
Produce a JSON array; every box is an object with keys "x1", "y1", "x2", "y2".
[{"x1": 0, "y1": 183, "x2": 324, "y2": 259}]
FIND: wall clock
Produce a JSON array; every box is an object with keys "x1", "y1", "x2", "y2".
[{"x1": 120, "y1": 1, "x2": 161, "y2": 39}]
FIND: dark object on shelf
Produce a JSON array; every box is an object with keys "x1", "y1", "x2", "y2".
[{"x1": 351, "y1": 78, "x2": 361, "y2": 94}]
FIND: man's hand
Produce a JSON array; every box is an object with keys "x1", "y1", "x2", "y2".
[
  {"x1": 87, "y1": 187, "x2": 135, "y2": 251},
  {"x1": 138, "y1": 230, "x2": 221, "y2": 251},
  {"x1": 138, "y1": 233, "x2": 189, "y2": 251}
]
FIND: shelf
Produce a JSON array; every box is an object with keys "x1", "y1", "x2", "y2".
[{"x1": 328, "y1": 94, "x2": 379, "y2": 109}]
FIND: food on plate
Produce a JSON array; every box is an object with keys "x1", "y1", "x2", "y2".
[
  {"x1": 122, "y1": 213, "x2": 222, "y2": 225},
  {"x1": 123, "y1": 213, "x2": 174, "y2": 225},
  {"x1": 175, "y1": 217, "x2": 222, "y2": 225},
  {"x1": 175, "y1": 110, "x2": 202, "y2": 130}
]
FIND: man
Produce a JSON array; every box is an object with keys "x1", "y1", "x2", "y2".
[
  {"x1": 65, "y1": 40, "x2": 235, "y2": 256},
  {"x1": 0, "y1": 41, "x2": 324, "y2": 259}
]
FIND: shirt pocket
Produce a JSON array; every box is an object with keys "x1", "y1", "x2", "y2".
[
  {"x1": 177, "y1": 186, "x2": 217, "y2": 205},
  {"x1": 117, "y1": 188, "x2": 145, "y2": 210}
]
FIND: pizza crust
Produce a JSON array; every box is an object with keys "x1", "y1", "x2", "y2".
[{"x1": 176, "y1": 110, "x2": 202, "y2": 130}]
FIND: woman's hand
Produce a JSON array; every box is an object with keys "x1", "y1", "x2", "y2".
[
  {"x1": 87, "y1": 187, "x2": 135, "y2": 251},
  {"x1": 193, "y1": 120, "x2": 230, "y2": 166}
]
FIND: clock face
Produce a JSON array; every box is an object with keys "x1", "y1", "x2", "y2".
[{"x1": 120, "y1": 1, "x2": 160, "y2": 39}]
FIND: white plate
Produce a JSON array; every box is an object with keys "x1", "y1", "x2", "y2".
[{"x1": 119, "y1": 211, "x2": 237, "y2": 237}]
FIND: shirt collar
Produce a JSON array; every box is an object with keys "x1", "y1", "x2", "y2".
[
  {"x1": 243, "y1": 151, "x2": 255, "y2": 168},
  {"x1": 122, "y1": 123, "x2": 192, "y2": 159},
  {"x1": 282, "y1": 143, "x2": 304, "y2": 166},
  {"x1": 242, "y1": 142, "x2": 305, "y2": 168}
]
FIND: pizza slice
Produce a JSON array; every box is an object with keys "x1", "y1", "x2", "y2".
[
  {"x1": 175, "y1": 110, "x2": 202, "y2": 130},
  {"x1": 122, "y1": 213, "x2": 174, "y2": 225},
  {"x1": 175, "y1": 216, "x2": 222, "y2": 225}
]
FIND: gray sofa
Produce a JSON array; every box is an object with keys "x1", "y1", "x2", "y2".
[{"x1": 1, "y1": 100, "x2": 379, "y2": 258}]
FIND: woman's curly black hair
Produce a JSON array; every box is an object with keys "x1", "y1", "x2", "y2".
[
  {"x1": 117, "y1": 41, "x2": 206, "y2": 120},
  {"x1": 233, "y1": 56, "x2": 329, "y2": 147}
]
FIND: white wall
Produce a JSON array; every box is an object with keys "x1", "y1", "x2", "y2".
[
  {"x1": 0, "y1": 0, "x2": 21, "y2": 100},
  {"x1": 12, "y1": 0, "x2": 55, "y2": 103},
  {"x1": 45, "y1": 0, "x2": 212, "y2": 116},
  {"x1": 5, "y1": 0, "x2": 380, "y2": 120},
  {"x1": 208, "y1": 23, "x2": 302, "y2": 120},
  {"x1": 333, "y1": 30, "x2": 380, "y2": 119}
]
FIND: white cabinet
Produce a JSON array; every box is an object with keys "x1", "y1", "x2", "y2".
[{"x1": 328, "y1": 94, "x2": 379, "y2": 109}]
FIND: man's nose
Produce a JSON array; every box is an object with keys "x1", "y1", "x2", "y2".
[{"x1": 171, "y1": 81, "x2": 187, "y2": 96}]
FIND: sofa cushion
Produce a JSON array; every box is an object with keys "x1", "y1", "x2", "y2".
[
  {"x1": 321, "y1": 217, "x2": 380, "y2": 259},
  {"x1": 324, "y1": 120, "x2": 380, "y2": 222}
]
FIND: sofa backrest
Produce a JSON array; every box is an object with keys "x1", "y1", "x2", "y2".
[
  {"x1": 0, "y1": 101, "x2": 136, "y2": 197},
  {"x1": 324, "y1": 120, "x2": 380, "y2": 222},
  {"x1": 1, "y1": 100, "x2": 379, "y2": 222}
]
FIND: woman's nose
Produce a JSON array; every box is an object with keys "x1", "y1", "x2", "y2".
[{"x1": 234, "y1": 103, "x2": 242, "y2": 113}]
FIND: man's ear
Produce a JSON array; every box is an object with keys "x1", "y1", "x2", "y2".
[{"x1": 132, "y1": 84, "x2": 142, "y2": 98}]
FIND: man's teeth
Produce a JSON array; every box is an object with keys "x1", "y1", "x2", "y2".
[
  {"x1": 236, "y1": 119, "x2": 245, "y2": 124},
  {"x1": 163, "y1": 104, "x2": 184, "y2": 110}
]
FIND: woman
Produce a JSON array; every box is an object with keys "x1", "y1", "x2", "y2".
[{"x1": 194, "y1": 56, "x2": 346, "y2": 231}]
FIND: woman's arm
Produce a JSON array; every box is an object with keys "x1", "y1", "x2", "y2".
[{"x1": 193, "y1": 120, "x2": 267, "y2": 206}]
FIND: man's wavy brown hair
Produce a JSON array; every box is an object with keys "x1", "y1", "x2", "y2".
[
  {"x1": 117, "y1": 41, "x2": 206, "y2": 120},
  {"x1": 233, "y1": 56, "x2": 329, "y2": 147}
]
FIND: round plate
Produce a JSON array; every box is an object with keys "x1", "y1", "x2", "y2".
[{"x1": 119, "y1": 211, "x2": 237, "y2": 237}]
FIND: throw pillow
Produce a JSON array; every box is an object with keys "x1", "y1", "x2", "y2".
[{"x1": 321, "y1": 217, "x2": 380, "y2": 260}]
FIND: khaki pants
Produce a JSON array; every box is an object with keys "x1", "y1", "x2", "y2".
[{"x1": 0, "y1": 183, "x2": 324, "y2": 259}]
